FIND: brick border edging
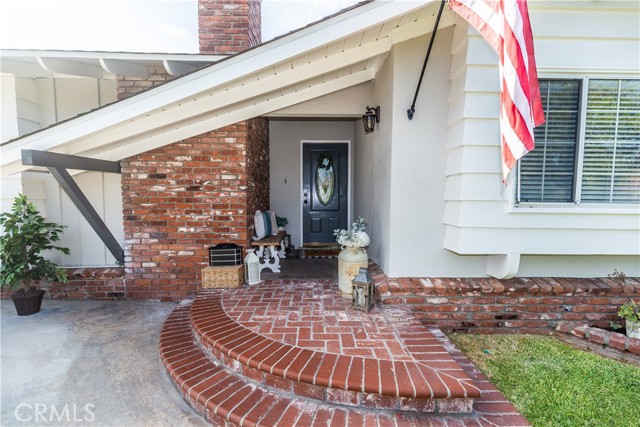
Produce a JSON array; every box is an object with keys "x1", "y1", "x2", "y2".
[
  {"x1": 555, "y1": 321, "x2": 639, "y2": 367},
  {"x1": 0, "y1": 267, "x2": 126, "y2": 300},
  {"x1": 368, "y1": 261, "x2": 640, "y2": 334}
]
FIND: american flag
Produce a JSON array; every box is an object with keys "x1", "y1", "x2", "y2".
[{"x1": 448, "y1": 0, "x2": 545, "y2": 179}]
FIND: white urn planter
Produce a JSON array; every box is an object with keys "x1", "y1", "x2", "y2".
[
  {"x1": 626, "y1": 320, "x2": 640, "y2": 339},
  {"x1": 338, "y1": 247, "x2": 368, "y2": 298}
]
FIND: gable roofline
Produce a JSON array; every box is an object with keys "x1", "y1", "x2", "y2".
[
  {"x1": 1, "y1": 0, "x2": 444, "y2": 175},
  {"x1": 0, "y1": 48, "x2": 222, "y2": 60}
]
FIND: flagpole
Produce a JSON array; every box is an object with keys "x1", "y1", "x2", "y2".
[{"x1": 407, "y1": 0, "x2": 446, "y2": 120}]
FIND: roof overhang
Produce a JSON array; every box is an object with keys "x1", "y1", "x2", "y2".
[
  {"x1": 0, "y1": 49, "x2": 224, "y2": 79},
  {"x1": 1, "y1": 0, "x2": 453, "y2": 176}
]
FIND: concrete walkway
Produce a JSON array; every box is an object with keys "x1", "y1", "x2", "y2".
[{"x1": 1, "y1": 299, "x2": 208, "y2": 427}]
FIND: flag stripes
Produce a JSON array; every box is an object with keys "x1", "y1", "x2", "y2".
[{"x1": 449, "y1": 0, "x2": 545, "y2": 179}]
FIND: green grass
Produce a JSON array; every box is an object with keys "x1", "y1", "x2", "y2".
[{"x1": 448, "y1": 334, "x2": 640, "y2": 427}]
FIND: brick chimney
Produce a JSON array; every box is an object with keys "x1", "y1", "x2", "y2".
[
  {"x1": 117, "y1": 0, "x2": 261, "y2": 100},
  {"x1": 198, "y1": 0, "x2": 262, "y2": 54},
  {"x1": 119, "y1": 0, "x2": 269, "y2": 301}
]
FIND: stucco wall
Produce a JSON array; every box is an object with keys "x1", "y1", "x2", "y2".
[
  {"x1": 353, "y1": 26, "x2": 485, "y2": 278},
  {"x1": 269, "y1": 120, "x2": 355, "y2": 248},
  {"x1": 353, "y1": 52, "x2": 394, "y2": 274}
]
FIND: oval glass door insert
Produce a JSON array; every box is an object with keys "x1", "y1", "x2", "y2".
[{"x1": 316, "y1": 154, "x2": 335, "y2": 206}]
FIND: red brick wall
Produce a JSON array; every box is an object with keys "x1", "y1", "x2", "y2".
[
  {"x1": 245, "y1": 117, "x2": 270, "y2": 238},
  {"x1": 117, "y1": 66, "x2": 173, "y2": 100},
  {"x1": 199, "y1": 0, "x2": 261, "y2": 54},
  {"x1": 50, "y1": 268, "x2": 125, "y2": 300},
  {"x1": 247, "y1": 0, "x2": 262, "y2": 47},
  {"x1": 370, "y1": 264, "x2": 640, "y2": 334},
  {"x1": 120, "y1": 121, "x2": 270, "y2": 300},
  {"x1": 114, "y1": 0, "x2": 268, "y2": 300}
]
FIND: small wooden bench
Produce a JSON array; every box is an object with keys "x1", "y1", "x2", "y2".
[{"x1": 251, "y1": 230, "x2": 286, "y2": 273}]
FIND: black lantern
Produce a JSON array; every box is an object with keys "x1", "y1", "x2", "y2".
[
  {"x1": 352, "y1": 267, "x2": 375, "y2": 312},
  {"x1": 362, "y1": 106, "x2": 380, "y2": 133}
]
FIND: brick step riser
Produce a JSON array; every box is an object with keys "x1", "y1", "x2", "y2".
[
  {"x1": 189, "y1": 296, "x2": 476, "y2": 414},
  {"x1": 189, "y1": 291, "x2": 481, "y2": 407},
  {"x1": 198, "y1": 336, "x2": 473, "y2": 413},
  {"x1": 164, "y1": 304, "x2": 472, "y2": 426},
  {"x1": 161, "y1": 298, "x2": 532, "y2": 426}
]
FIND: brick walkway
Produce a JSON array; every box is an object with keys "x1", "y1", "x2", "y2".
[
  {"x1": 223, "y1": 281, "x2": 432, "y2": 360},
  {"x1": 160, "y1": 280, "x2": 531, "y2": 426}
]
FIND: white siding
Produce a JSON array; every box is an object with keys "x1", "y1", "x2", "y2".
[
  {"x1": 22, "y1": 171, "x2": 124, "y2": 267},
  {"x1": 1, "y1": 76, "x2": 19, "y2": 142},
  {"x1": 2, "y1": 76, "x2": 117, "y2": 141},
  {"x1": 443, "y1": 4, "x2": 640, "y2": 277},
  {"x1": 15, "y1": 77, "x2": 41, "y2": 136},
  {"x1": 54, "y1": 79, "x2": 103, "y2": 122}
]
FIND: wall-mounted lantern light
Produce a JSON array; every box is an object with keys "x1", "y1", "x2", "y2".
[{"x1": 362, "y1": 106, "x2": 380, "y2": 133}]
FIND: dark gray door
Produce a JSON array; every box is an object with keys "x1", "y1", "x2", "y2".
[{"x1": 302, "y1": 143, "x2": 348, "y2": 243}]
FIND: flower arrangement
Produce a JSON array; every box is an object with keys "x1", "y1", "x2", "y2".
[
  {"x1": 334, "y1": 218, "x2": 370, "y2": 249},
  {"x1": 316, "y1": 153, "x2": 334, "y2": 170}
]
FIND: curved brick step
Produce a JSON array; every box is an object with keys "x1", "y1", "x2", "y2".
[
  {"x1": 190, "y1": 291, "x2": 480, "y2": 409},
  {"x1": 161, "y1": 302, "x2": 438, "y2": 426}
]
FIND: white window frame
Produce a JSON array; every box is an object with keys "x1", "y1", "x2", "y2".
[{"x1": 513, "y1": 73, "x2": 640, "y2": 213}]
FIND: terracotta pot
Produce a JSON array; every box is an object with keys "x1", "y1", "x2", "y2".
[
  {"x1": 338, "y1": 247, "x2": 368, "y2": 297},
  {"x1": 11, "y1": 290, "x2": 46, "y2": 316}
]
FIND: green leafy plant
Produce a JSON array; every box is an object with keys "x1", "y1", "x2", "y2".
[
  {"x1": 609, "y1": 270, "x2": 639, "y2": 323},
  {"x1": 618, "y1": 300, "x2": 639, "y2": 323},
  {"x1": 0, "y1": 194, "x2": 70, "y2": 294},
  {"x1": 276, "y1": 215, "x2": 288, "y2": 227}
]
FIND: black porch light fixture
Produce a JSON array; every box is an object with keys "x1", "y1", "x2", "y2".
[{"x1": 362, "y1": 106, "x2": 380, "y2": 133}]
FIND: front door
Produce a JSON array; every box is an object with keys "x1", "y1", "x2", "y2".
[{"x1": 302, "y1": 142, "x2": 348, "y2": 243}]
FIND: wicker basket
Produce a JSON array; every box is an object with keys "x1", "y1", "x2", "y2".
[{"x1": 201, "y1": 265, "x2": 243, "y2": 288}]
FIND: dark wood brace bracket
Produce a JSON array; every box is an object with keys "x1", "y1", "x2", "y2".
[{"x1": 21, "y1": 149, "x2": 124, "y2": 265}]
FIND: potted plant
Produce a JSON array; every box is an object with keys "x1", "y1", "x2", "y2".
[
  {"x1": 610, "y1": 270, "x2": 639, "y2": 339},
  {"x1": 276, "y1": 215, "x2": 288, "y2": 232},
  {"x1": 618, "y1": 300, "x2": 639, "y2": 339},
  {"x1": 0, "y1": 194, "x2": 70, "y2": 316}
]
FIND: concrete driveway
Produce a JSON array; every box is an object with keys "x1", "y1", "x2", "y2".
[{"x1": 1, "y1": 299, "x2": 208, "y2": 427}]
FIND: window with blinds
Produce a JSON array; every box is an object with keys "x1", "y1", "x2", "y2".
[
  {"x1": 582, "y1": 80, "x2": 640, "y2": 203},
  {"x1": 518, "y1": 80, "x2": 580, "y2": 203},
  {"x1": 517, "y1": 78, "x2": 640, "y2": 205}
]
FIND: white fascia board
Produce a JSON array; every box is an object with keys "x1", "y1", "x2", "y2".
[
  {"x1": 80, "y1": 69, "x2": 376, "y2": 162},
  {"x1": 1, "y1": 49, "x2": 224, "y2": 62},
  {"x1": 58, "y1": 40, "x2": 391, "y2": 153},
  {"x1": 0, "y1": 0, "x2": 432, "y2": 170}
]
